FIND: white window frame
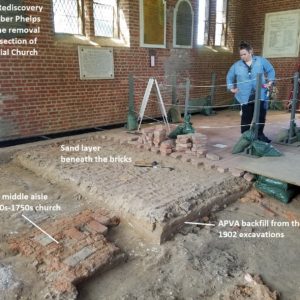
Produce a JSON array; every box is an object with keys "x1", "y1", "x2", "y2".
[
  {"x1": 215, "y1": 0, "x2": 228, "y2": 46},
  {"x1": 139, "y1": 0, "x2": 167, "y2": 48},
  {"x1": 197, "y1": 0, "x2": 209, "y2": 46},
  {"x1": 52, "y1": 0, "x2": 83, "y2": 35},
  {"x1": 93, "y1": 0, "x2": 118, "y2": 38},
  {"x1": 173, "y1": 0, "x2": 194, "y2": 48}
]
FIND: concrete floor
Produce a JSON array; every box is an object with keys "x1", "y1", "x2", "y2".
[{"x1": 192, "y1": 109, "x2": 300, "y2": 171}]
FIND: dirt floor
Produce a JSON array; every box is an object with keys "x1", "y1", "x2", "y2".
[
  {"x1": 1, "y1": 110, "x2": 300, "y2": 300},
  {"x1": 78, "y1": 201, "x2": 300, "y2": 300}
]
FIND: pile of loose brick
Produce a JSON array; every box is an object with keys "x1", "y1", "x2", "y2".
[
  {"x1": 123, "y1": 125, "x2": 257, "y2": 178},
  {"x1": 136, "y1": 125, "x2": 173, "y2": 155},
  {"x1": 9, "y1": 209, "x2": 126, "y2": 299},
  {"x1": 133, "y1": 125, "x2": 208, "y2": 157},
  {"x1": 175, "y1": 133, "x2": 207, "y2": 156}
]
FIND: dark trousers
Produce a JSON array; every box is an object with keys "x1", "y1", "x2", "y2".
[{"x1": 241, "y1": 100, "x2": 267, "y2": 136}]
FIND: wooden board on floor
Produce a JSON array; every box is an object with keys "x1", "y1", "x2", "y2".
[{"x1": 237, "y1": 151, "x2": 300, "y2": 186}]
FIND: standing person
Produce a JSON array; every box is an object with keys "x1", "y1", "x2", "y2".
[{"x1": 226, "y1": 41, "x2": 275, "y2": 143}]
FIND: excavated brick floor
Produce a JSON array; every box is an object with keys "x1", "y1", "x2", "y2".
[
  {"x1": 8, "y1": 209, "x2": 126, "y2": 299},
  {"x1": 15, "y1": 130, "x2": 252, "y2": 243}
]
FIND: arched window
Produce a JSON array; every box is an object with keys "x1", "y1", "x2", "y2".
[{"x1": 173, "y1": 0, "x2": 194, "y2": 48}]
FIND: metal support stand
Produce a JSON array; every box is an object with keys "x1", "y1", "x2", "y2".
[
  {"x1": 126, "y1": 74, "x2": 138, "y2": 131},
  {"x1": 210, "y1": 73, "x2": 216, "y2": 113},
  {"x1": 129, "y1": 74, "x2": 134, "y2": 111},
  {"x1": 245, "y1": 73, "x2": 262, "y2": 156},
  {"x1": 172, "y1": 75, "x2": 177, "y2": 105},
  {"x1": 252, "y1": 73, "x2": 263, "y2": 140},
  {"x1": 184, "y1": 78, "x2": 190, "y2": 118},
  {"x1": 287, "y1": 72, "x2": 299, "y2": 144}
]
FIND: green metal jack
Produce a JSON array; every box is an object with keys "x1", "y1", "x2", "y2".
[
  {"x1": 275, "y1": 72, "x2": 300, "y2": 146},
  {"x1": 126, "y1": 74, "x2": 138, "y2": 131}
]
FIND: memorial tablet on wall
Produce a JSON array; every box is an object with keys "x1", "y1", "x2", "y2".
[
  {"x1": 139, "y1": 0, "x2": 166, "y2": 48},
  {"x1": 78, "y1": 46, "x2": 114, "y2": 80},
  {"x1": 263, "y1": 9, "x2": 300, "y2": 58}
]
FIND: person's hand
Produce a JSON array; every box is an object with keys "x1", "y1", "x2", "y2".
[
  {"x1": 263, "y1": 82, "x2": 273, "y2": 89},
  {"x1": 230, "y1": 88, "x2": 238, "y2": 94}
]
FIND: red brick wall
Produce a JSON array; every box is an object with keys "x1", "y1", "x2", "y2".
[{"x1": 0, "y1": 0, "x2": 297, "y2": 140}]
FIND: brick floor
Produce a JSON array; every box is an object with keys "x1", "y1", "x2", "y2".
[
  {"x1": 9, "y1": 209, "x2": 125, "y2": 299},
  {"x1": 16, "y1": 132, "x2": 253, "y2": 244}
]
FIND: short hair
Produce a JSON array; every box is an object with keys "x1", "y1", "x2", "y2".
[{"x1": 239, "y1": 41, "x2": 253, "y2": 52}]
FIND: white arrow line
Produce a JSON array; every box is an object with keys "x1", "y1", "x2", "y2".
[
  {"x1": 184, "y1": 221, "x2": 216, "y2": 226},
  {"x1": 22, "y1": 214, "x2": 59, "y2": 244}
]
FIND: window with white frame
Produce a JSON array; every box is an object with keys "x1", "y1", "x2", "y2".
[
  {"x1": 93, "y1": 0, "x2": 118, "y2": 37},
  {"x1": 173, "y1": 0, "x2": 194, "y2": 48},
  {"x1": 197, "y1": 0, "x2": 209, "y2": 45},
  {"x1": 140, "y1": 0, "x2": 166, "y2": 48},
  {"x1": 52, "y1": 0, "x2": 83, "y2": 34},
  {"x1": 215, "y1": 0, "x2": 227, "y2": 46}
]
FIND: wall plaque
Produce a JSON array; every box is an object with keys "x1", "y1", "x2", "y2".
[
  {"x1": 139, "y1": 0, "x2": 166, "y2": 48},
  {"x1": 78, "y1": 46, "x2": 114, "y2": 80},
  {"x1": 263, "y1": 9, "x2": 300, "y2": 58}
]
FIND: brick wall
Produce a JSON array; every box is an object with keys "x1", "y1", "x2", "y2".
[{"x1": 0, "y1": 0, "x2": 298, "y2": 140}]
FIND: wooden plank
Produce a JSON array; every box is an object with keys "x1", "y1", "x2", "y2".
[{"x1": 237, "y1": 152, "x2": 300, "y2": 186}]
